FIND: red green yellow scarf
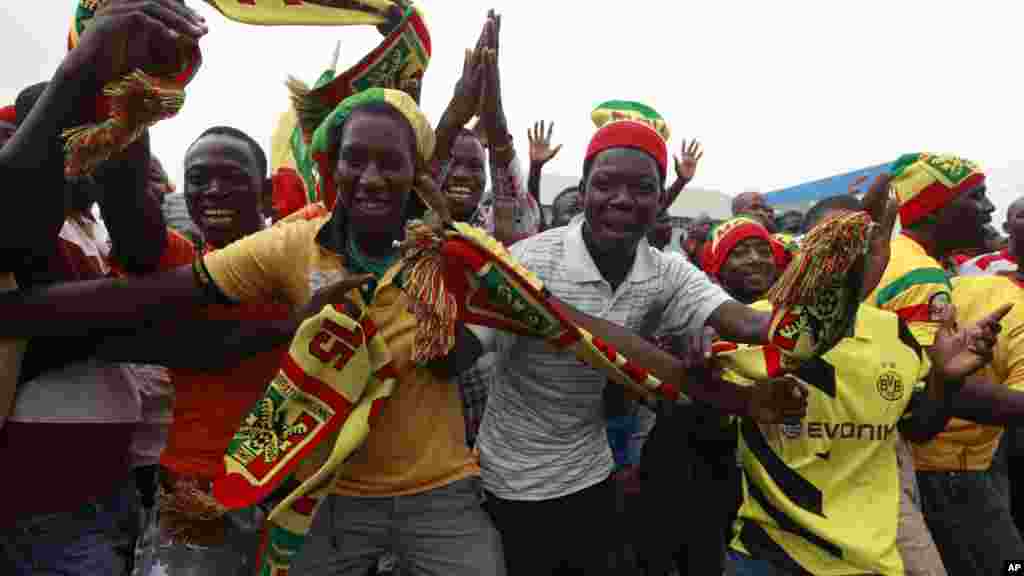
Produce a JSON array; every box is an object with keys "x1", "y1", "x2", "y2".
[{"x1": 64, "y1": 0, "x2": 201, "y2": 178}]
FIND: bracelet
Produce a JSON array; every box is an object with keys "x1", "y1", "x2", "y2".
[{"x1": 192, "y1": 256, "x2": 238, "y2": 306}]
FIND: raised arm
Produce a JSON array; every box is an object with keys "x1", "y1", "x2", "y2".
[
  {"x1": 95, "y1": 133, "x2": 169, "y2": 274},
  {"x1": 900, "y1": 304, "x2": 1010, "y2": 441},
  {"x1": 0, "y1": 1, "x2": 206, "y2": 266},
  {"x1": 478, "y1": 13, "x2": 541, "y2": 244},
  {"x1": 663, "y1": 139, "x2": 703, "y2": 212},
  {"x1": 526, "y1": 120, "x2": 562, "y2": 229}
]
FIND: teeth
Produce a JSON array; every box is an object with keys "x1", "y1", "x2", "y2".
[
  {"x1": 206, "y1": 216, "x2": 233, "y2": 225},
  {"x1": 204, "y1": 209, "x2": 236, "y2": 216},
  {"x1": 447, "y1": 186, "x2": 472, "y2": 195}
]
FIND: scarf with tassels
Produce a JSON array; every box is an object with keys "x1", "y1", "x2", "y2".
[
  {"x1": 396, "y1": 210, "x2": 876, "y2": 402},
  {"x1": 64, "y1": 0, "x2": 201, "y2": 179},
  {"x1": 396, "y1": 220, "x2": 689, "y2": 406},
  {"x1": 288, "y1": 3, "x2": 431, "y2": 143},
  {"x1": 734, "y1": 210, "x2": 875, "y2": 375},
  {"x1": 204, "y1": 0, "x2": 398, "y2": 26},
  {"x1": 211, "y1": 298, "x2": 396, "y2": 576}
]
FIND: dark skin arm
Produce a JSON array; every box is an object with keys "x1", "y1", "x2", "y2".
[
  {"x1": 708, "y1": 301, "x2": 772, "y2": 345},
  {"x1": 900, "y1": 305, "x2": 1010, "y2": 441},
  {"x1": 0, "y1": 266, "x2": 205, "y2": 338},
  {"x1": 550, "y1": 297, "x2": 806, "y2": 420},
  {"x1": 0, "y1": 65, "x2": 96, "y2": 264},
  {"x1": 93, "y1": 317, "x2": 298, "y2": 370},
  {"x1": 1, "y1": 272, "x2": 372, "y2": 371},
  {"x1": 0, "y1": 0, "x2": 206, "y2": 267},
  {"x1": 945, "y1": 373, "x2": 1024, "y2": 427},
  {"x1": 527, "y1": 162, "x2": 543, "y2": 229},
  {"x1": 94, "y1": 131, "x2": 168, "y2": 275},
  {"x1": 899, "y1": 370, "x2": 959, "y2": 443}
]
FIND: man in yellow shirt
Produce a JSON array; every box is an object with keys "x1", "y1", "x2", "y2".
[
  {"x1": 867, "y1": 152, "x2": 996, "y2": 575},
  {"x1": 720, "y1": 185, "x2": 1005, "y2": 575},
  {"x1": 911, "y1": 274, "x2": 1024, "y2": 570}
]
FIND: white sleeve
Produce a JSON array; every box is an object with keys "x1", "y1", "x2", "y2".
[{"x1": 658, "y1": 252, "x2": 734, "y2": 337}]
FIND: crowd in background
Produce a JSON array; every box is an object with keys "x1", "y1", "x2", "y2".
[{"x1": 2, "y1": 2, "x2": 1024, "y2": 576}]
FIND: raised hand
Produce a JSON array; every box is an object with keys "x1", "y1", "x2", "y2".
[
  {"x1": 528, "y1": 121, "x2": 562, "y2": 166},
  {"x1": 858, "y1": 173, "x2": 897, "y2": 300},
  {"x1": 932, "y1": 302, "x2": 1012, "y2": 382},
  {"x1": 479, "y1": 10, "x2": 511, "y2": 156},
  {"x1": 73, "y1": 0, "x2": 207, "y2": 88},
  {"x1": 673, "y1": 139, "x2": 703, "y2": 183}
]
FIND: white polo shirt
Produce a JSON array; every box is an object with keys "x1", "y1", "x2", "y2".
[{"x1": 477, "y1": 218, "x2": 732, "y2": 500}]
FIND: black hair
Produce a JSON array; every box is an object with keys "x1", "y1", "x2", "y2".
[
  {"x1": 327, "y1": 99, "x2": 426, "y2": 221},
  {"x1": 15, "y1": 82, "x2": 49, "y2": 126},
  {"x1": 550, "y1": 185, "x2": 580, "y2": 224},
  {"x1": 188, "y1": 126, "x2": 268, "y2": 178},
  {"x1": 802, "y1": 194, "x2": 863, "y2": 233}
]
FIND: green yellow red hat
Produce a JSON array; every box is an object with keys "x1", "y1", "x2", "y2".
[
  {"x1": 890, "y1": 152, "x2": 985, "y2": 228},
  {"x1": 586, "y1": 100, "x2": 669, "y2": 178}
]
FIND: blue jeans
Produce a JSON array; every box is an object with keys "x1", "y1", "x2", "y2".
[
  {"x1": 728, "y1": 550, "x2": 784, "y2": 576},
  {"x1": 0, "y1": 481, "x2": 133, "y2": 575}
]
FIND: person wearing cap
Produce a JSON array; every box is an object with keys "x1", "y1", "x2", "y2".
[
  {"x1": 638, "y1": 216, "x2": 779, "y2": 575},
  {"x1": 473, "y1": 102, "x2": 800, "y2": 575},
  {"x1": 863, "y1": 152, "x2": 995, "y2": 576},
  {"x1": 723, "y1": 187, "x2": 1008, "y2": 576}
]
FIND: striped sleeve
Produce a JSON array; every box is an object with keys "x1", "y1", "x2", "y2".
[{"x1": 874, "y1": 266, "x2": 952, "y2": 347}]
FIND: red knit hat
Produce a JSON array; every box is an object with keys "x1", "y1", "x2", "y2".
[
  {"x1": 0, "y1": 106, "x2": 15, "y2": 125},
  {"x1": 585, "y1": 120, "x2": 668, "y2": 177},
  {"x1": 704, "y1": 217, "x2": 774, "y2": 277}
]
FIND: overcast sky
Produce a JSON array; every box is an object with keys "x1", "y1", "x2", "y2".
[{"x1": 3, "y1": 1, "x2": 1023, "y2": 219}]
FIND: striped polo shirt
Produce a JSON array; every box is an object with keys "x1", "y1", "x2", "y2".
[{"x1": 477, "y1": 217, "x2": 731, "y2": 500}]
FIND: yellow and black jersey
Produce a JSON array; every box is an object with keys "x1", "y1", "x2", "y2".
[{"x1": 727, "y1": 304, "x2": 931, "y2": 575}]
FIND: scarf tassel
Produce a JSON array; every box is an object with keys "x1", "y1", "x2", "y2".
[
  {"x1": 766, "y1": 211, "x2": 874, "y2": 310},
  {"x1": 397, "y1": 222, "x2": 459, "y2": 364},
  {"x1": 62, "y1": 70, "x2": 185, "y2": 178}
]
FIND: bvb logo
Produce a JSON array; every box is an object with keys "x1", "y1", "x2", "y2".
[{"x1": 877, "y1": 370, "x2": 904, "y2": 402}]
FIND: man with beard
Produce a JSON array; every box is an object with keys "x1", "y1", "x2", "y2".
[{"x1": 868, "y1": 152, "x2": 996, "y2": 576}]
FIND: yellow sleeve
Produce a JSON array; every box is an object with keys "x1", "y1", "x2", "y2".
[
  {"x1": 873, "y1": 266, "x2": 952, "y2": 347},
  {"x1": 1001, "y1": 322, "x2": 1024, "y2": 392},
  {"x1": 201, "y1": 218, "x2": 322, "y2": 308}
]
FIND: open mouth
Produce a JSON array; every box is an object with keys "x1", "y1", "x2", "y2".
[
  {"x1": 446, "y1": 186, "x2": 474, "y2": 201},
  {"x1": 203, "y1": 208, "x2": 236, "y2": 227},
  {"x1": 357, "y1": 199, "x2": 392, "y2": 215}
]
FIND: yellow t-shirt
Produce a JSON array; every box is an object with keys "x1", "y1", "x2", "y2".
[
  {"x1": 912, "y1": 275, "x2": 1024, "y2": 471},
  {"x1": 728, "y1": 303, "x2": 931, "y2": 575},
  {"x1": 202, "y1": 216, "x2": 478, "y2": 497},
  {"x1": 867, "y1": 233, "x2": 952, "y2": 347}
]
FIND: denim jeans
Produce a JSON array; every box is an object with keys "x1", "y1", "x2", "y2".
[
  {"x1": 0, "y1": 480, "x2": 132, "y2": 575},
  {"x1": 728, "y1": 550, "x2": 784, "y2": 576},
  {"x1": 917, "y1": 469, "x2": 1024, "y2": 575},
  {"x1": 290, "y1": 477, "x2": 504, "y2": 576}
]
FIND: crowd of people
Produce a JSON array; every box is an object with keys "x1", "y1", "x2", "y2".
[{"x1": 1, "y1": 2, "x2": 1023, "y2": 576}]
